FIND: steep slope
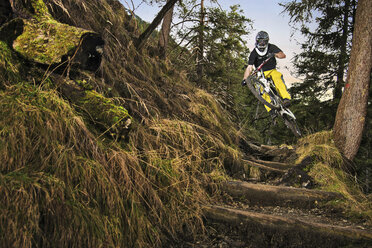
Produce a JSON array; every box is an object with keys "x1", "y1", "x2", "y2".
[
  {"x1": 0, "y1": 0, "x2": 245, "y2": 247},
  {"x1": 1, "y1": 1, "x2": 371, "y2": 248}
]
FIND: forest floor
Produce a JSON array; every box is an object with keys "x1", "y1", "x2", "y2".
[{"x1": 169, "y1": 143, "x2": 372, "y2": 248}]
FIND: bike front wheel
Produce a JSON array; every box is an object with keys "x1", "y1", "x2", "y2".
[{"x1": 246, "y1": 77, "x2": 281, "y2": 110}]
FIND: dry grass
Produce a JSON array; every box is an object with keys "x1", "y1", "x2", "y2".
[
  {"x1": 0, "y1": 0, "x2": 248, "y2": 247},
  {"x1": 0, "y1": 82, "x2": 233, "y2": 247},
  {"x1": 0, "y1": 84, "x2": 146, "y2": 247},
  {"x1": 296, "y1": 131, "x2": 372, "y2": 222}
]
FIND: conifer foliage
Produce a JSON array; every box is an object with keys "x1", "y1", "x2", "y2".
[{"x1": 281, "y1": 0, "x2": 357, "y2": 104}]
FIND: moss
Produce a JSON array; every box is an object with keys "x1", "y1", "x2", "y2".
[
  {"x1": 0, "y1": 41, "x2": 21, "y2": 85},
  {"x1": 13, "y1": 18, "x2": 90, "y2": 64},
  {"x1": 11, "y1": 0, "x2": 94, "y2": 65},
  {"x1": 296, "y1": 131, "x2": 372, "y2": 222},
  {"x1": 150, "y1": 158, "x2": 179, "y2": 188},
  {"x1": 296, "y1": 131, "x2": 334, "y2": 165},
  {"x1": 30, "y1": 0, "x2": 52, "y2": 22},
  {"x1": 78, "y1": 90, "x2": 132, "y2": 140},
  {"x1": 76, "y1": 79, "x2": 94, "y2": 90}
]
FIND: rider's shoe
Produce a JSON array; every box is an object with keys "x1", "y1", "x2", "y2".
[{"x1": 283, "y1": 98, "x2": 291, "y2": 108}]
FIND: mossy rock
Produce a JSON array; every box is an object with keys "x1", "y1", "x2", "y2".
[
  {"x1": 3, "y1": 0, "x2": 104, "y2": 70},
  {"x1": 78, "y1": 90, "x2": 132, "y2": 140},
  {"x1": 13, "y1": 18, "x2": 87, "y2": 64},
  {"x1": 56, "y1": 77, "x2": 132, "y2": 141}
]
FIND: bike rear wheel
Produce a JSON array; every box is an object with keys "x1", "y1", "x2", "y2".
[{"x1": 246, "y1": 77, "x2": 280, "y2": 110}]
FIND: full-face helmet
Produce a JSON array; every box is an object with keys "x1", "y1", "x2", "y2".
[{"x1": 255, "y1": 31, "x2": 269, "y2": 52}]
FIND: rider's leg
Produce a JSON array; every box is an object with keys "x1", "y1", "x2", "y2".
[
  {"x1": 264, "y1": 69, "x2": 291, "y2": 100},
  {"x1": 259, "y1": 86, "x2": 276, "y2": 121},
  {"x1": 260, "y1": 87, "x2": 272, "y2": 112},
  {"x1": 261, "y1": 92, "x2": 276, "y2": 121},
  {"x1": 263, "y1": 94, "x2": 271, "y2": 112}
]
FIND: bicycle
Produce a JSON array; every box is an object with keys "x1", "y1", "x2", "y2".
[{"x1": 242, "y1": 55, "x2": 302, "y2": 137}]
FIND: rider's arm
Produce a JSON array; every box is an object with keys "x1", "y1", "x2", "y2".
[
  {"x1": 243, "y1": 65, "x2": 254, "y2": 80},
  {"x1": 275, "y1": 51, "x2": 286, "y2": 59}
]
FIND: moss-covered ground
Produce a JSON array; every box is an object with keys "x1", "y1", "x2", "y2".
[{"x1": 296, "y1": 131, "x2": 372, "y2": 223}]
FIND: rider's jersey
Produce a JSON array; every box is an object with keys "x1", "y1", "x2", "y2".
[{"x1": 248, "y1": 43, "x2": 282, "y2": 71}]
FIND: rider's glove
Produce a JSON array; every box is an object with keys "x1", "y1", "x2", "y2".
[{"x1": 241, "y1": 79, "x2": 247, "y2": 86}]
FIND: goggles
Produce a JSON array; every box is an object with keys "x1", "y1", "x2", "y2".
[{"x1": 257, "y1": 39, "x2": 268, "y2": 47}]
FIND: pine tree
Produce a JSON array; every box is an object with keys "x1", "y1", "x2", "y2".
[
  {"x1": 204, "y1": 5, "x2": 251, "y2": 84},
  {"x1": 281, "y1": 0, "x2": 357, "y2": 104}
]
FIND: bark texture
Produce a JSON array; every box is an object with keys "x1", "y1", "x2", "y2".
[
  {"x1": 158, "y1": 0, "x2": 174, "y2": 59},
  {"x1": 333, "y1": 0, "x2": 372, "y2": 160},
  {"x1": 222, "y1": 181, "x2": 343, "y2": 208},
  {"x1": 334, "y1": 0, "x2": 351, "y2": 102},
  {"x1": 196, "y1": 0, "x2": 205, "y2": 82}
]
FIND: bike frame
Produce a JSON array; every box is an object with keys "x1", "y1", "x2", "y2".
[
  {"x1": 258, "y1": 72, "x2": 297, "y2": 120},
  {"x1": 251, "y1": 55, "x2": 274, "y2": 77},
  {"x1": 246, "y1": 55, "x2": 301, "y2": 137}
]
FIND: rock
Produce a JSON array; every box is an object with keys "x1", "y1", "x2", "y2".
[
  {"x1": 2, "y1": 0, "x2": 104, "y2": 71},
  {"x1": 55, "y1": 76, "x2": 132, "y2": 141}
]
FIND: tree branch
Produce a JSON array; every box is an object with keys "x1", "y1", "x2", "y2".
[{"x1": 135, "y1": 0, "x2": 179, "y2": 50}]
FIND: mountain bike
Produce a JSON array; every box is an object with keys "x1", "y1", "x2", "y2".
[{"x1": 242, "y1": 55, "x2": 302, "y2": 137}]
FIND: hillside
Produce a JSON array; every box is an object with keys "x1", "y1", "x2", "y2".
[{"x1": 0, "y1": 0, "x2": 371, "y2": 247}]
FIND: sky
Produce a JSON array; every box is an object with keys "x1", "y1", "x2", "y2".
[{"x1": 119, "y1": 0, "x2": 304, "y2": 84}]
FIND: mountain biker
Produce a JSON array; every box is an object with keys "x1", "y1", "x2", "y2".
[{"x1": 242, "y1": 31, "x2": 291, "y2": 112}]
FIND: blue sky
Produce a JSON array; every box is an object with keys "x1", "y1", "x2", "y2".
[{"x1": 119, "y1": 0, "x2": 304, "y2": 84}]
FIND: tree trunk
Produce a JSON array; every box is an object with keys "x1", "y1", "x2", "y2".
[
  {"x1": 203, "y1": 205, "x2": 372, "y2": 242},
  {"x1": 135, "y1": 0, "x2": 179, "y2": 50},
  {"x1": 333, "y1": 0, "x2": 350, "y2": 102},
  {"x1": 333, "y1": 0, "x2": 372, "y2": 161},
  {"x1": 158, "y1": 0, "x2": 174, "y2": 59},
  {"x1": 351, "y1": 0, "x2": 357, "y2": 34},
  {"x1": 196, "y1": 0, "x2": 205, "y2": 82},
  {"x1": 222, "y1": 181, "x2": 343, "y2": 209}
]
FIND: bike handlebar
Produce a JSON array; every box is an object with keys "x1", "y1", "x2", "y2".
[{"x1": 242, "y1": 53, "x2": 275, "y2": 85}]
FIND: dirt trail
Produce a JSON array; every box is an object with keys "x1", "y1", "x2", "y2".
[{"x1": 170, "y1": 143, "x2": 372, "y2": 248}]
